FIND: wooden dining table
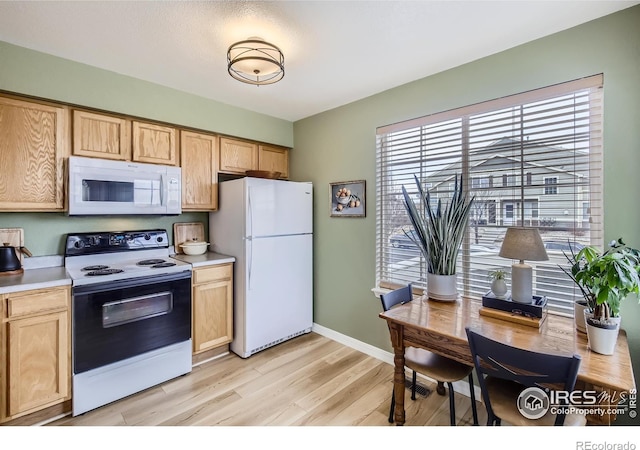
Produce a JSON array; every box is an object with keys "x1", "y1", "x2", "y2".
[{"x1": 379, "y1": 296, "x2": 636, "y2": 426}]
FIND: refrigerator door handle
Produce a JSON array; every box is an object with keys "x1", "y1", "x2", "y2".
[
  {"x1": 247, "y1": 237, "x2": 253, "y2": 290},
  {"x1": 248, "y1": 186, "x2": 253, "y2": 239}
]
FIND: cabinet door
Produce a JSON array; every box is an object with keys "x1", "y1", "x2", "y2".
[
  {"x1": 0, "y1": 96, "x2": 68, "y2": 211},
  {"x1": 258, "y1": 145, "x2": 289, "y2": 179},
  {"x1": 73, "y1": 110, "x2": 131, "y2": 160},
  {"x1": 7, "y1": 310, "x2": 69, "y2": 416},
  {"x1": 219, "y1": 137, "x2": 258, "y2": 174},
  {"x1": 132, "y1": 121, "x2": 178, "y2": 165},
  {"x1": 181, "y1": 130, "x2": 218, "y2": 211},
  {"x1": 192, "y1": 268, "x2": 233, "y2": 353}
]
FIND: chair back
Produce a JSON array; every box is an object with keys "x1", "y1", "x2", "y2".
[
  {"x1": 380, "y1": 284, "x2": 413, "y2": 312},
  {"x1": 465, "y1": 326, "x2": 581, "y2": 426}
]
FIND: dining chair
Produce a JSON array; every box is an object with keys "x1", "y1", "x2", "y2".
[
  {"x1": 465, "y1": 326, "x2": 586, "y2": 426},
  {"x1": 380, "y1": 284, "x2": 478, "y2": 426}
]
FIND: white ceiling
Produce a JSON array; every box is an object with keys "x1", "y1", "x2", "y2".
[{"x1": 0, "y1": 1, "x2": 637, "y2": 122}]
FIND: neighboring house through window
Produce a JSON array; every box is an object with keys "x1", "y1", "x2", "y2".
[{"x1": 376, "y1": 75, "x2": 603, "y2": 316}]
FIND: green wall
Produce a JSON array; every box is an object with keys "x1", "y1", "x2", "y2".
[
  {"x1": 293, "y1": 5, "x2": 640, "y2": 422},
  {"x1": 0, "y1": 40, "x2": 294, "y2": 257},
  {"x1": 0, "y1": 212, "x2": 208, "y2": 256},
  {"x1": 0, "y1": 41, "x2": 293, "y2": 147}
]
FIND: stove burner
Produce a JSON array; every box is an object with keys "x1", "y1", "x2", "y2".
[
  {"x1": 86, "y1": 268, "x2": 125, "y2": 276},
  {"x1": 137, "y1": 259, "x2": 167, "y2": 266},
  {"x1": 82, "y1": 265, "x2": 109, "y2": 271},
  {"x1": 151, "y1": 262, "x2": 176, "y2": 268}
]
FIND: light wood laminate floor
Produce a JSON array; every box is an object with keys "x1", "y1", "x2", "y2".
[{"x1": 49, "y1": 332, "x2": 485, "y2": 426}]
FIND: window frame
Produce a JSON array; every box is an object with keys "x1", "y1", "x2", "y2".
[
  {"x1": 544, "y1": 177, "x2": 559, "y2": 195},
  {"x1": 375, "y1": 75, "x2": 604, "y2": 317}
]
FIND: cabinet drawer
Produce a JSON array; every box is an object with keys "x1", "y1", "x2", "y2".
[
  {"x1": 6, "y1": 287, "x2": 69, "y2": 319},
  {"x1": 193, "y1": 264, "x2": 232, "y2": 285}
]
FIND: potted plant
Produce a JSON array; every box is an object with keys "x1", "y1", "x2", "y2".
[
  {"x1": 401, "y1": 173, "x2": 474, "y2": 301},
  {"x1": 559, "y1": 238, "x2": 640, "y2": 355},
  {"x1": 488, "y1": 269, "x2": 508, "y2": 299},
  {"x1": 559, "y1": 242, "x2": 593, "y2": 333}
]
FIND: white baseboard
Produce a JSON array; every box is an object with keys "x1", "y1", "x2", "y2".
[{"x1": 311, "y1": 322, "x2": 482, "y2": 401}]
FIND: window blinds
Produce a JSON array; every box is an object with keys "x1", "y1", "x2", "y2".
[{"x1": 375, "y1": 75, "x2": 603, "y2": 316}]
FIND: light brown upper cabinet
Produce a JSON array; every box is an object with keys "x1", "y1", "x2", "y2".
[
  {"x1": 258, "y1": 145, "x2": 289, "y2": 179},
  {"x1": 219, "y1": 137, "x2": 258, "y2": 175},
  {"x1": 72, "y1": 110, "x2": 131, "y2": 160},
  {"x1": 132, "y1": 121, "x2": 178, "y2": 166},
  {"x1": 180, "y1": 130, "x2": 219, "y2": 211},
  {"x1": 0, "y1": 95, "x2": 69, "y2": 211}
]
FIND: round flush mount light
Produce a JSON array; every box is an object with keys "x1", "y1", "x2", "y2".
[{"x1": 227, "y1": 37, "x2": 285, "y2": 86}]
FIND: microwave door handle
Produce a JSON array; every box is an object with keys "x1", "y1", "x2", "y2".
[{"x1": 160, "y1": 174, "x2": 166, "y2": 206}]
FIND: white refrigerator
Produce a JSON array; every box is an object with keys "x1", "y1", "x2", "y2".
[{"x1": 209, "y1": 177, "x2": 313, "y2": 358}]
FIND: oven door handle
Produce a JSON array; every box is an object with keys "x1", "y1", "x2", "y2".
[{"x1": 72, "y1": 270, "x2": 191, "y2": 295}]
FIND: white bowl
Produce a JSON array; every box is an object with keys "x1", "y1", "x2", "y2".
[{"x1": 180, "y1": 241, "x2": 209, "y2": 255}]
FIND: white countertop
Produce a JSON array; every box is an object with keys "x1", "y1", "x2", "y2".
[
  {"x1": 0, "y1": 266, "x2": 71, "y2": 294},
  {"x1": 170, "y1": 251, "x2": 235, "y2": 268},
  {"x1": 0, "y1": 252, "x2": 235, "y2": 294}
]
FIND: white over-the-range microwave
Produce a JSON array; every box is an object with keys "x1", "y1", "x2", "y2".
[{"x1": 67, "y1": 156, "x2": 182, "y2": 215}]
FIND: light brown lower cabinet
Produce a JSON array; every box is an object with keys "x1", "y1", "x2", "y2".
[
  {"x1": 1, "y1": 285, "x2": 71, "y2": 423},
  {"x1": 192, "y1": 264, "x2": 233, "y2": 354}
]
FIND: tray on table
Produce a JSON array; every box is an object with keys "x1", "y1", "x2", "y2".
[{"x1": 480, "y1": 291, "x2": 548, "y2": 328}]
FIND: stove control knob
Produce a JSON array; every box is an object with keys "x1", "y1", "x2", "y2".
[
  {"x1": 144, "y1": 234, "x2": 151, "y2": 240},
  {"x1": 157, "y1": 236, "x2": 164, "y2": 243},
  {"x1": 74, "y1": 240, "x2": 85, "y2": 249}
]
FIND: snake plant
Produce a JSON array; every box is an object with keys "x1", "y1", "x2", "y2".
[{"x1": 401, "y1": 174, "x2": 474, "y2": 276}]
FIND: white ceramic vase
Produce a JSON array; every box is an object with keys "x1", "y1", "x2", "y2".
[
  {"x1": 491, "y1": 279, "x2": 508, "y2": 298},
  {"x1": 574, "y1": 301, "x2": 588, "y2": 334},
  {"x1": 584, "y1": 310, "x2": 621, "y2": 355},
  {"x1": 427, "y1": 273, "x2": 458, "y2": 301}
]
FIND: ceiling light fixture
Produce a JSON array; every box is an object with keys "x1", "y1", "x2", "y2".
[{"x1": 227, "y1": 37, "x2": 285, "y2": 86}]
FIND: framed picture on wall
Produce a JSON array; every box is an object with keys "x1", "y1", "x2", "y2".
[{"x1": 330, "y1": 180, "x2": 366, "y2": 217}]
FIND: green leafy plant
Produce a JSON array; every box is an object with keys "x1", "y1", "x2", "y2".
[
  {"x1": 488, "y1": 269, "x2": 507, "y2": 281},
  {"x1": 401, "y1": 174, "x2": 474, "y2": 275},
  {"x1": 560, "y1": 238, "x2": 640, "y2": 323}
]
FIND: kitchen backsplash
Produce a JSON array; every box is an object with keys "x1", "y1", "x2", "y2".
[{"x1": 0, "y1": 212, "x2": 208, "y2": 257}]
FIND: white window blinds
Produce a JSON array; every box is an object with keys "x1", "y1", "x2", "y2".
[{"x1": 376, "y1": 75, "x2": 603, "y2": 316}]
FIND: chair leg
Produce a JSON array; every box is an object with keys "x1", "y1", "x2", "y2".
[
  {"x1": 411, "y1": 371, "x2": 417, "y2": 401},
  {"x1": 447, "y1": 381, "x2": 456, "y2": 426},
  {"x1": 468, "y1": 372, "x2": 479, "y2": 426},
  {"x1": 388, "y1": 388, "x2": 395, "y2": 423},
  {"x1": 436, "y1": 381, "x2": 446, "y2": 396}
]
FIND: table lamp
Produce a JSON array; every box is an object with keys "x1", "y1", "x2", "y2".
[{"x1": 498, "y1": 227, "x2": 549, "y2": 304}]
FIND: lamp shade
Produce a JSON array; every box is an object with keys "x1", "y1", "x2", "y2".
[{"x1": 499, "y1": 227, "x2": 549, "y2": 262}]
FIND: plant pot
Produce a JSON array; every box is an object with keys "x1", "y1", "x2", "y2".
[
  {"x1": 491, "y1": 279, "x2": 508, "y2": 299},
  {"x1": 574, "y1": 300, "x2": 588, "y2": 334},
  {"x1": 584, "y1": 310, "x2": 621, "y2": 355},
  {"x1": 427, "y1": 273, "x2": 458, "y2": 302}
]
